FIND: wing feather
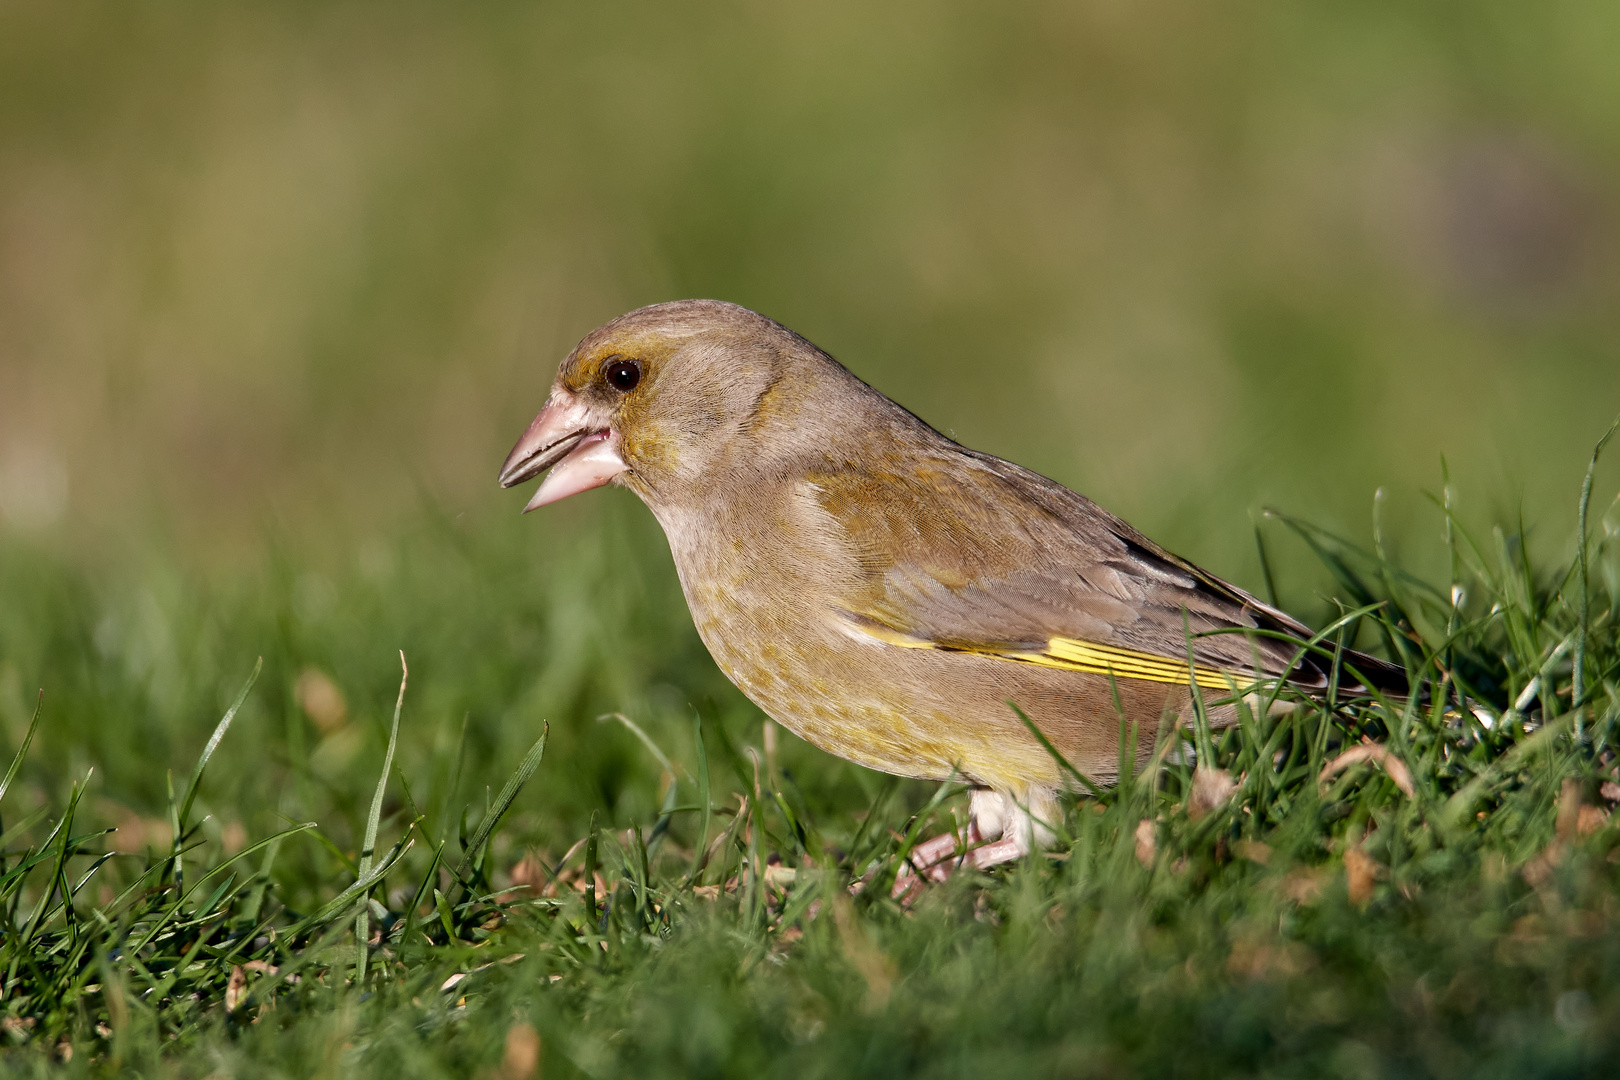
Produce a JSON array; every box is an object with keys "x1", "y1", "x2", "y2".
[{"x1": 803, "y1": 446, "x2": 1399, "y2": 693}]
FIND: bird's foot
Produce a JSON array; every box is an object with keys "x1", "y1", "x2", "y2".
[
  {"x1": 903, "y1": 826, "x2": 981, "y2": 884},
  {"x1": 890, "y1": 825, "x2": 1029, "y2": 903}
]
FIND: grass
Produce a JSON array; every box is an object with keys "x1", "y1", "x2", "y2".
[
  {"x1": 0, "y1": 435, "x2": 1619, "y2": 1079},
  {"x1": 3, "y1": 2, "x2": 1619, "y2": 1074}
]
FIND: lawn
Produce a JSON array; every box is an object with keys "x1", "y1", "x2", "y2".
[
  {"x1": 4, "y1": 2, "x2": 1620, "y2": 1075},
  {"x1": 0, "y1": 429, "x2": 1617, "y2": 1078}
]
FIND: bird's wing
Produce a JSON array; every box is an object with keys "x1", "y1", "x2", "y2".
[{"x1": 801, "y1": 449, "x2": 1387, "y2": 694}]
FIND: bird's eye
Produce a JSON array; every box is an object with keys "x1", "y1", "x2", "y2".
[{"x1": 603, "y1": 358, "x2": 641, "y2": 392}]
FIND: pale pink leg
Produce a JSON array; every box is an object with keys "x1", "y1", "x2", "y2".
[
  {"x1": 848, "y1": 829, "x2": 971, "y2": 899},
  {"x1": 908, "y1": 828, "x2": 979, "y2": 881},
  {"x1": 958, "y1": 835, "x2": 1027, "y2": 870},
  {"x1": 890, "y1": 825, "x2": 978, "y2": 902},
  {"x1": 889, "y1": 789, "x2": 1053, "y2": 902}
]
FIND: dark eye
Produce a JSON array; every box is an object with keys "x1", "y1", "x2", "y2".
[{"x1": 603, "y1": 358, "x2": 641, "y2": 392}]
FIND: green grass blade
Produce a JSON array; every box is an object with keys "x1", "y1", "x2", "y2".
[
  {"x1": 1574, "y1": 413, "x2": 1620, "y2": 722},
  {"x1": 685, "y1": 714, "x2": 713, "y2": 886},
  {"x1": 19, "y1": 777, "x2": 85, "y2": 948},
  {"x1": 1009, "y1": 700, "x2": 1104, "y2": 800},
  {"x1": 357, "y1": 651, "x2": 408, "y2": 985},
  {"x1": 598, "y1": 711, "x2": 677, "y2": 777},
  {"x1": 289, "y1": 835, "x2": 414, "y2": 937},
  {"x1": 453, "y1": 724, "x2": 548, "y2": 884},
  {"x1": 128, "y1": 822, "x2": 318, "y2": 954},
  {"x1": 0, "y1": 689, "x2": 45, "y2": 817},
  {"x1": 177, "y1": 657, "x2": 263, "y2": 832}
]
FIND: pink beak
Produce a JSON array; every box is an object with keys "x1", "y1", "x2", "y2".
[{"x1": 498, "y1": 393, "x2": 627, "y2": 511}]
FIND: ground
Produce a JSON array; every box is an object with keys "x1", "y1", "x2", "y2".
[{"x1": 0, "y1": 456, "x2": 1618, "y2": 1078}]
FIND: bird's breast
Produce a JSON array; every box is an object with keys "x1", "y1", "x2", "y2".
[{"x1": 654, "y1": 499, "x2": 1076, "y2": 787}]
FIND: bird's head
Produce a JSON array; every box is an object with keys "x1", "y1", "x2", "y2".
[{"x1": 498, "y1": 300, "x2": 834, "y2": 512}]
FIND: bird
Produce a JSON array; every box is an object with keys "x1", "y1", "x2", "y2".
[{"x1": 498, "y1": 300, "x2": 1406, "y2": 886}]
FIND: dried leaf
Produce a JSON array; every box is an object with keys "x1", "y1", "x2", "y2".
[
  {"x1": 499, "y1": 1022, "x2": 541, "y2": 1080},
  {"x1": 1319, "y1": 741, "x2": 1415, "y2": 798},
  {"x1": 1133, "y1": 819, "x2": 1157, "y2": 867},
  {"x1": 1234, "y1": 840, "x2": 1271, "y2": 866},
  {"x1": 509, "y1": 854, "x2": 548, "y2": 892},
  {"x1": 1556, "y1": 779, "x2": 1582, "y2": 844},
  {"x1": 1280, "y1": 868, "x2": 1326, "y2": 905},
  {"x1": 294, "y1": 667, "x2": 348, "y2": 732},
  {"x1": 1188, "y1": 766, "x2": 1237, "y2": 820},
  {"x1": 1522, "y1": 846, "x2": 1563, "y2": 888},
  {"x1": 1344, "y1": 846, "x2": 1380, "y2": 906},
  {"x1": 1227, "y1": 937, "x2": 1312, "y2": 981},
  {"x1": 224, "y1": 965, "x2": 247, "y2": 1013}
]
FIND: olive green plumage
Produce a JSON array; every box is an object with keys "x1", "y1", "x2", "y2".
[{"x1": 500, "y1": 300, "x2": 1405, "y2": 821}]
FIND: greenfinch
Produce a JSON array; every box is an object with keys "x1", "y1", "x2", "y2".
[{"x1": 499, "y1": 301, "x2": 1404, "y2": 871}]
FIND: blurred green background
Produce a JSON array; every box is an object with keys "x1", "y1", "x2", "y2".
[{"x1": 1, "y1": 0, "x2": 1619, "y2": 848}]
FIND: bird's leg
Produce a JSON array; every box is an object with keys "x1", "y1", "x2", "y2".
[
  {"x1": 890, "y1": 836, "x2": 975, "y2": 904},
  {"x1": 899, "y1": 819, "x2": 984, "y2": 885},
  {"x1": 891, "y1": 789, "x2": 1056, "y2": 901}
]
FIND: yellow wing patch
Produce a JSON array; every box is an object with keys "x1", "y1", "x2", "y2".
[
  {"x1": 1032, "y1": 637, "x2": 1236, "y2": 692},
  {"x1": 841, "y1": 613, "x2": 1247, "y2": 692}
]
